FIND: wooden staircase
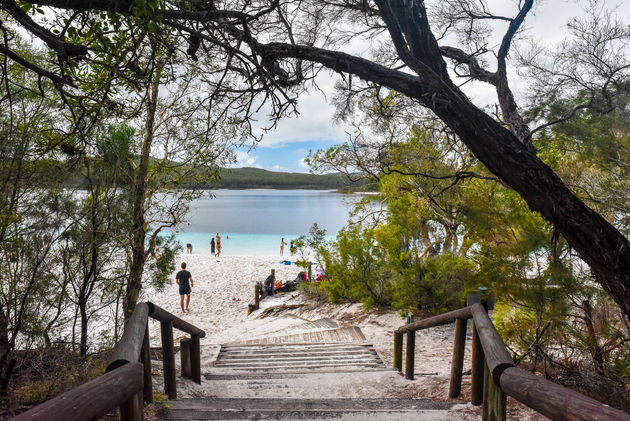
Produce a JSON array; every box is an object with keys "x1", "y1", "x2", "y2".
[
  {"x1": 158, "y1": 318, "x2": 455, "y2": 420},
  {"x1": 160, "y1": 398, "x2": 454, "y2": 420}
]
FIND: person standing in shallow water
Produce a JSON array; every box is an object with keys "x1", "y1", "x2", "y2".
[
  {"x1": 175, "y1": 262, "x2": 194, "y2": 313},
  {"x1": 215, "y1": 233, "x2": 221, "y2": 258},
  {"x1": 210, "y1": 237, "x2": 215, "y2": 255}
]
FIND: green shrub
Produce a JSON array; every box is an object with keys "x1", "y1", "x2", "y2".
[{"x1": 297, "y1": 282, "x2": 329, "y2": 301}]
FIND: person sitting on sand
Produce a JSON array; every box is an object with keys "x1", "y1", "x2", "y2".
[
  {"x1": 175, "y1": 262, "x2": 194, "y2": 313},
  {"x1": 186, "y1": 243, "x2": 192, "y2": 254},
  {"x1": 216, "y1": 233, "x2": 221, "y2": 258},
  {"x1": 210, "y1": 237, "x2": 215, "y2": 255}
]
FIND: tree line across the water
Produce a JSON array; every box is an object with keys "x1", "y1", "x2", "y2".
[{"x1": 59, "y1": 162, "x2": 372, "y2": 190}]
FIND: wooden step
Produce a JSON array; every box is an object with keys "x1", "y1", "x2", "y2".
[
  {"x1": 158, "y1": 398, "x2": 454, "y2": 420},
  {"x1": 225, "y1": 327, "x2": 366, "y2": 345}
]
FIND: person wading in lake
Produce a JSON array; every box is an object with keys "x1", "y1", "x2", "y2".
[
  {"x1": 175, "y1": 262, "x2": 194, "y2": 313},
  {"x1": 280, "y1": 237, "x2": 287, "y2": 256},
  {"x1": 210, "y1": 237, "x2": 215, "y2": 255},
  {"x1": 216, "y1": 233, "x2": 221, "y2": 258}
]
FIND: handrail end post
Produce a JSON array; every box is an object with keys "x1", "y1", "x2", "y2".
[
  {"x1": 405, "y1": 329, "x2": 415, "y2": 380},
  {"x1": 393, "y1": 330, "x2": 403, "y2": 372},
  {"x1": 449, "y1": 317, "x2": 467, "y2": 399}
]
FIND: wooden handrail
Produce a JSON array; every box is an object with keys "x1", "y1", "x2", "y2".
[
  {"x1": 395, "y1": 305, "x2": 473, "y2": 334},
  {"x1": 393, "y1": 303, "x2": 630, "y2": 421},
  {"x1": 11, "y1": 362, "x2": 144, "y2": 421},
  {"x1": 107, "y1": 303, "x2": 150, "y2": 371},
  {"x1": 10, "y1": 302, "x2": 206, "y2": 421}
]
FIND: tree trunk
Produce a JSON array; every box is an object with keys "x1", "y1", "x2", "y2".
[
  {"x1": 0, "y1": 303, "x2": 13, "y2": 396},
  {"x1": 79, "y1": 295, "x2": 88, "y2": 356},
  {"x1": 259, "y1": 40, "x2": 630, "y2": 322},
  {"x1": 582, "y1": 300, "x2": 605, "y2": 374},
  {"x1": 123, "y1": 62, "x2": 161, "y2": 320}
]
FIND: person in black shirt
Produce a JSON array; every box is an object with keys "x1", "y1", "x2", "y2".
[{"x1": 175, "y1": 262, "x2": 194, "y2": 313}]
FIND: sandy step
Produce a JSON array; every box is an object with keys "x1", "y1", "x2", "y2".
[
  {"x1": 225, "y1": 326, "x2": 366, "y2": 345},
  {"x1": 158, "y1": 398, "x2": 454, "y2": 420},
  {"x1": 219, "y1": 343, "x2": 374, "y2": 351},
  {"x1": 204, "y1": 369, "x2": 397, "y2": 380},
  {"x1": 217, "y1": 349, "x2": 379, "y2": 359},
  {"x1": 248, "y1": 318, "x2": 340, "y2": 337},
  {"x1": 212, "y1": 362, "x2": 386, "y2": 371},
  {"x1": 216, "y1": 356, "x2": 383, "y2": 365}
]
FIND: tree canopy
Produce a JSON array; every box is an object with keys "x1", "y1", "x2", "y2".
[{"x1": 1, "y1": 0, "x2": 629, "y2": 318}]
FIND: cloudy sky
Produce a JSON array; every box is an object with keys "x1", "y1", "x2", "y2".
[{"x1": 231, "y1": 0, "x2": 630, "y2": 173}]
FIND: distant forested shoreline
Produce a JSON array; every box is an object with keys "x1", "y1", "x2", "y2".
[
  {"x1": 210, "y1": 167, "x2": 372, "y2": 191},
  {"x1": 61, "y1": 164, "x2": 373, "y2": 191}
]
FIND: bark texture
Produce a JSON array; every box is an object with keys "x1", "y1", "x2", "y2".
[
  {"x1": 123, "y1": 69, "x2": 160, "y2": 320},
  {"x1": 253, "y1": 5, "x2": 630, "y2": 319}
]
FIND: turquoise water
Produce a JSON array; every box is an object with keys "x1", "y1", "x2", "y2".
[{"x1": 163, "y1": 189, "x2": 362, "y2": 255}]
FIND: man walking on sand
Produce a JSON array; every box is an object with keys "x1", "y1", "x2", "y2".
[{"x1": 176, "y1": 262, "x2": 194, "y2": 313}]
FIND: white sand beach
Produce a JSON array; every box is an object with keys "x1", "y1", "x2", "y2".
[{"x1": 143, "y1": 252, "x2": 544, "y2": 420}]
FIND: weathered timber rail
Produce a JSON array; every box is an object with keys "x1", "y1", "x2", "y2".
[
  {"x1": 393, "y1": 302, "x2": 630, "y2": 421},
  {"x1": 11, "y1": 302, "x2": 205, "y2": 421}
]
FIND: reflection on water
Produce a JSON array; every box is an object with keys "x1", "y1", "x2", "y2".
[{"x1": 163, "y1": 189, "x2": 364, "y2": 255}]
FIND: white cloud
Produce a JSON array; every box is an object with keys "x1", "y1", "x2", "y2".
[
  {"x1": 252, "y1": 71, "x2": 353, "y2": 148},
  {"x1": 297, "y1": 158, "x2": 309, "y2": 169},
  {"x1": 231, "y1": 151, "x2": 262, "y2": 168},
  {"x1": 272, "y1": 164, "x2": 287, "y2": 171}
]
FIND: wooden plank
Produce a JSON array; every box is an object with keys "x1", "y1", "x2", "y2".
[
  {"x1": 165, "y1": 397, "x2": 454, "y2": 411},
  {"x1": 218, "y1": 350, "x2": 379, "y2": 360},
  {"x1": 107, "y1": 303, "x2": 149, "y2": 371},
  {"x1": 211, "y1": 362, "x2": 387, "y2": 371},
  {"x1": 180, "y1": 338, "x2": 191, "y2": 378},
  {"x1": 396, "y1": 306, "x2": 473, "y2": 334},
  {"x1": 482, "y1": 361, "x2": 506, "y2": 421},
  {"x1": 471, "y1": 320, "x2": 484, "y2": 406},
  {"x1": 405, "y1": 330, "x2": 415, "y2": 380},
  {"x1": 161, "y1": 320, "x2": 177, "y2": 399},
  {"x1": 190, "y1": 334, "x2": 201, "y2": 384},
  {"x1": 449, "y1": 317, "x2": 467, "y2": 398},
  {"x1": 214, "y1": 359, "x2": 384, "y2": 367},
  {"x1": 11, "y1": 362, "x2": 143, "y2": 421},
  {"x1": 471, "y1": 304, "x2": 514, "y2": 384},
  {"x1": 254, "y1": 283, "x2": 260, "y2": 309},
  {"x1": 120, "y1": 391, "x2": 143, "y2": 421},
  {"x1": 393, "y1": 331, "x2": 403, "y2": 372},
  {"x1": 220, "y1": 342, "x2": 374, "y2": 349},
  {"x1": 141, "y1": 324, "x2": 153, "y2": 404},
  {"x1": 500, "y1": 367, "x2": 630, "y2": 421}
]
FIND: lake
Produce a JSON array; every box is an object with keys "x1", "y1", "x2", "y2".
[{"x1": 165, "y1": 189, "x2": 363, "y2": 255}]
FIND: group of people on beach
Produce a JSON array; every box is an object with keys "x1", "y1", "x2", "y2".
[
  {"x1": 210, "y1": 233, "x2": 222, "y2": 257},
  {"x1": 177, "y1": 233, "x2": 222, "y2": 313},
  {"x1": 185, "y1": 232, "x2": 223, "y2": 256},
  {"x1": 280, "y1": 237, "x2": 296, "y2": 256}
]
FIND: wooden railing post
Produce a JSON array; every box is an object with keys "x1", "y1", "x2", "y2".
[
  {"x1": 483, "y1": 361, "x2": 506, "y2": 421},
  {"x1": 180, "y1": 338, "x2": 191, "y2": 378},
  {"x1": 449, "y1": 317, "x2": 467, "y2": 398},
  {"x1": 190, "y1": 333, "x2": 201, "y2": 384},
  {"x1": 393, "y1": 330, "x2": 403, "y2": 372},
  {"x1": 120, "y1": 390, "x2": 143, "y2": 421},
  {"x1": 160, "y1": 320, "x2": 177, "y2": 399},
  {"x1": 141, "y1": 324, "x2": 153, "y2": 403},
  {"x1": 471, "y1": 320, "x2": 485, "y2": 406},
  {"x1": 254, "y1": 283, "x2": 260, "y2": 309},
  {"x1": 405, "y1": 329, "x2": 415, "y2": 380}
]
